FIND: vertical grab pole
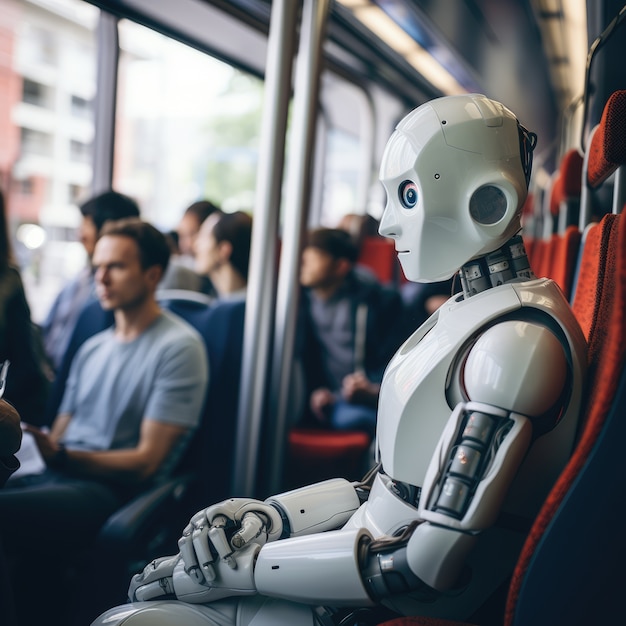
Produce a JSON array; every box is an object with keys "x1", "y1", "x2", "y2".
[
  {"x1": 92, "y1": 12, "x2": 119, "y2": 195},
  {"x1": 232, "y1": 0, "x2": 298, "y2": 496},
  {"x1": 267, "y1": 0, "x2": 332, "y2": 494}
]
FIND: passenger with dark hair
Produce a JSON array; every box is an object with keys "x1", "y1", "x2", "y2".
[
  {"x1": 298, "y1": 227, "x2": 406, "y2": 437},
  {"x1": 41, "y1": 189, "x2": 141, "y2": 372},
  {"x1": 337, "y1": 212, "x2": 381, "y2": 250},
  {"x1": 0, "y1": 189, "x2": 50, "y2": 424},
  {"x1": 194, "y1": 210, "x2": 252, "y2": 299},
  {"x1": 176, "y1": 199, "x2": 221, "y2": 261},
  {"x1": 401, "y1": 276, "x2": 457, "y2": 329},
  {"x1": 0, "y1": 218, "x2": 208, "y2": 626}
]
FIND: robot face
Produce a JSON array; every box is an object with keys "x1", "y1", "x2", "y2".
[{"x1": 379, "y1": 94, "x2": 533, "y2": 283}]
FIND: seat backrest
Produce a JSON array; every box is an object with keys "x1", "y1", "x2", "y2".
[
  {"x1": 358, "y1": 236, "x2": 400, "y2": 284},
  {"x1": 505, "y1": 210, "x2": 625, "y2": 626},
  {"x1": 170, "y1": 297, "x2": 246, "y2": 508},
  {"x1": 586, "y1": 90, "x2": 626, "y2": 190},
  {"x1": 570, "y1": 215, "x2": 617, "y2": 339},
  {"x1": 550, "y1": 225, "x2": 582, "y2": 300},
  {"x1": 505, "y1": 91, "x2": 626, "y2": 626},
  {"x1": 579, "y1": 90, "x2": 626, "y2": 226},
  {"x1": 42, "y1": 297, "x2": 114, "y2": 425},
  {"x1": 555, "y1": 148, "x2": 584, "y2": 231}
]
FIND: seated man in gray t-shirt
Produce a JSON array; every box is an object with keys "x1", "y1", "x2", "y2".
[{"x1": 0, "y1": 219, "x2": 208, "y2": 621}]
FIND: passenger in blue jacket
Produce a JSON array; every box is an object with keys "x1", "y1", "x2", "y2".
[{"x1": 298, "y1": 227, "x2": 407, "y2": 437}]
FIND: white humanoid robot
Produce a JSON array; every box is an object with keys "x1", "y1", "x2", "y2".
[{"x1": 94, "y1": 94, "x2": 587, "y2": 626}]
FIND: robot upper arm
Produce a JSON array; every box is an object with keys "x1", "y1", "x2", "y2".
[
  {"x1": 462, "y1": 319, "x2": 568, "y2": 417},
  {"x1": 402, "y1": 320, "x2": 570, "y2": 591}
]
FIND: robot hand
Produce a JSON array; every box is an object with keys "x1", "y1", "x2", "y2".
[
  {"x1": 128, "y1": 554, "x2": 179, "y2": 601},
  {"x1": 129, "y1": 547, "x2": 263, "y2": 605},
  {"x1": 135, "y1": 498, "x2": 280, "y2": 603}
]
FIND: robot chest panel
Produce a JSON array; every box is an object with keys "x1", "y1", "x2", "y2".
[{"x1": 377, "y1": 289, "x2": 521, "y2": 487}]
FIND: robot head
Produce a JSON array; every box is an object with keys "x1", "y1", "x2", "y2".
[{"x1": 378, "y1": 94, "x2": 536, "y2": 282}]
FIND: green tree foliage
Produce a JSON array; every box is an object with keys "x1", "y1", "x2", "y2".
[{"x1": 202, "y1": 72, "x2": 264, "y2": 209}]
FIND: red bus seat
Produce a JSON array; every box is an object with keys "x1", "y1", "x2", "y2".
[
  {"x1": 358, "y1": 236, "x2": 400, "y2": 284},
  {"x1": 286, "y1": 427, "x2": 372, "y2": 488}
]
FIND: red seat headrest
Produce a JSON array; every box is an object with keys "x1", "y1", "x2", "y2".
[{"x1": 587, "y1": 90, "x2": 626, "y2": 188}]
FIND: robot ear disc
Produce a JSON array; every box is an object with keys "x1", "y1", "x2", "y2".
[{"x1": 469, "y1": 185, "x2": 508, "y2": 225}]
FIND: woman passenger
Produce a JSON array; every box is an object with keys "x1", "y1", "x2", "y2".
[{"x1": 194, "y1": 210, "x2": 252, "y2": 299}]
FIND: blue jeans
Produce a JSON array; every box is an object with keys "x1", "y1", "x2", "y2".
[{"x1": 330, "y1": 399, "x2": 377, "y2": 437}]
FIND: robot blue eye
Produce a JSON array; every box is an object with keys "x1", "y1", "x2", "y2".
[{"x1": 399, "y1": 180, "x2": 418, "y2": 209}]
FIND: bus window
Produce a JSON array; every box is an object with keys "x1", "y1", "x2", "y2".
[
  {"x1": 114, "y1": 20, "x2": 264, "y2": 231},
  {"x1": 0, "y1": 0, "x2": 99, "y2": 322},
  {"x1": 318, "y1": 76, "x2": 377, "y2": 226}
]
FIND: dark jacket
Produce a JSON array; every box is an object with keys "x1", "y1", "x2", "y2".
[
  {"x1": 299, "y1": 270, "x2": 407, "y2": 395},
  {"x1": 0, "y1": 267, "x2": 49, "y2": 425}
]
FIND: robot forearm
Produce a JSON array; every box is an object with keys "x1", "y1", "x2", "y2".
[
  {"x1": 409, "y1": 402, "x2": 533, "y2": 591},
  {"x1": 266, "y1": 477, "x2": 362, "y2": 537},
  {"x1": 252, "y1": 522, "x2": 431, "y2": 606}
]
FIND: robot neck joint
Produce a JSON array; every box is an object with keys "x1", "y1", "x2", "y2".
[{"x1": 459, "y1": 235, "x2": 535, "y2": 298}]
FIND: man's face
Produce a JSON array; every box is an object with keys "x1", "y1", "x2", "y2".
[
  {"x1": 93, "y1": 235, "x2": 154, "y2": 311},
  {"x1": 79, "y1": 215, "x2": 98, "y2": 259},
  {"x1": 300, "y1": 246, "x2": 343, "y2": 289}
]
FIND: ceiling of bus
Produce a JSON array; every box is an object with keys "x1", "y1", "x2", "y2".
[
  {"x1": 97, "y1": 0, "x2": 588, "y2": 172},
  {"x1": 372, "y1": 0, "x2": 563, "y2": 166},
  {"x1": 218, "y1": 0, "x2": 575, "y2": 170}
]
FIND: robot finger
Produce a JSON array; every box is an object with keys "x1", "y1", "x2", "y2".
[
  {"x1": 178, "y1": 533, "x2": 204, "y2": 584},
  {"x1": 231, "y1": 512, "x2": 265, "y2": 549},
  {"x1": 192, "y1": 524, "x2": 217, "y2": 581},
  {"x1": 208, "y1": 516, "x2": 236, "y2": 569},
  {"x1": 128, "y1": 555, "x2": 178, "y2": 601},
  {"x1": 132, "y1": 576, "x2": 175, "y2": 602}
]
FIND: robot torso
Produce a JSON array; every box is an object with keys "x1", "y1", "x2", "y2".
[{"x1": 372, "y1": 277, "x2": 586, "y2": 528}]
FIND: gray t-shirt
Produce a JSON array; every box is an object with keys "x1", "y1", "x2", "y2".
[
  {"x1": 59, "y1": 311, "x2": 208, "y2": 469},
  {"x1": 309, "y1": 290, "x2": 355, "y2": 392}
]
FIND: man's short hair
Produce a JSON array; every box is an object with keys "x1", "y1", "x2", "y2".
[
  {"x1": 99, "y1": 218, "x2": 171, "y2": 274},
  {"x1": 184, "y1": 200, "x2": 221, "y2": 224},
  {"x1": 212, "y1": 211, "x2": 253, "y2": 281},
  {"x1": 80, "y1": 190, "x2": 140, "y2": 232},
  {"x1": 306, "y1": 228, "x2": 359, "y2": 263}
]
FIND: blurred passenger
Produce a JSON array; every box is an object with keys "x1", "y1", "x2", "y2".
[
  {"x1": 0, "y1": 398, "x2": 20, "y2": 626},
  {"x1": 0, "y1": 189, "x2": 50, "y2": 423},
  {"x1": 401, "y1": 277, "x2": 457, "y2": 330},
  {"x1": 159, "y1": 226, "x2": 214, "y2": 295},
  {"x1": 299, "y1": 228, "x2": 406, "y2": 438},
  {"x1": 0, "y1": 218, "x2": 208, "y2": 626},
  {"x1": 337, "y1": 212, "x2": 398, "y2": 284},
  {"x1": 338, "y1": 211, "x2": 453, "y2": 340},
  {"x1": 337, "y1": 212, "x2": 381, "y2": 250},
  {"x1": 0, "y1": 398, "x2": 21, "y2": 488},
  {"x1": 176, "y1": 199, "x2": 221, "y2": 264},
  {"x1": 194, "y1": 210, "x2": 252, "y2": 299},
  {"x1": 41, "y1": 190, "x2": 140, "y2": 372}
]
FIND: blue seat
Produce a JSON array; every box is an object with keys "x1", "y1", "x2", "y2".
[{"x1": 42, "y1": 297, "x2": 114, "y2": 426}]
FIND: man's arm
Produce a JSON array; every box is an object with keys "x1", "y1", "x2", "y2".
[
  {"x1": 26, "y1": 418, "x2": 188, "y2": 485},
  {"x1": 50, "y1": 412, "x2": 71, "y2": 441}
]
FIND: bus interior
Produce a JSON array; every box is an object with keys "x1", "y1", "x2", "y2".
[{"x1": 1, "y1": 0, "x2": 626, "y2": 624}]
